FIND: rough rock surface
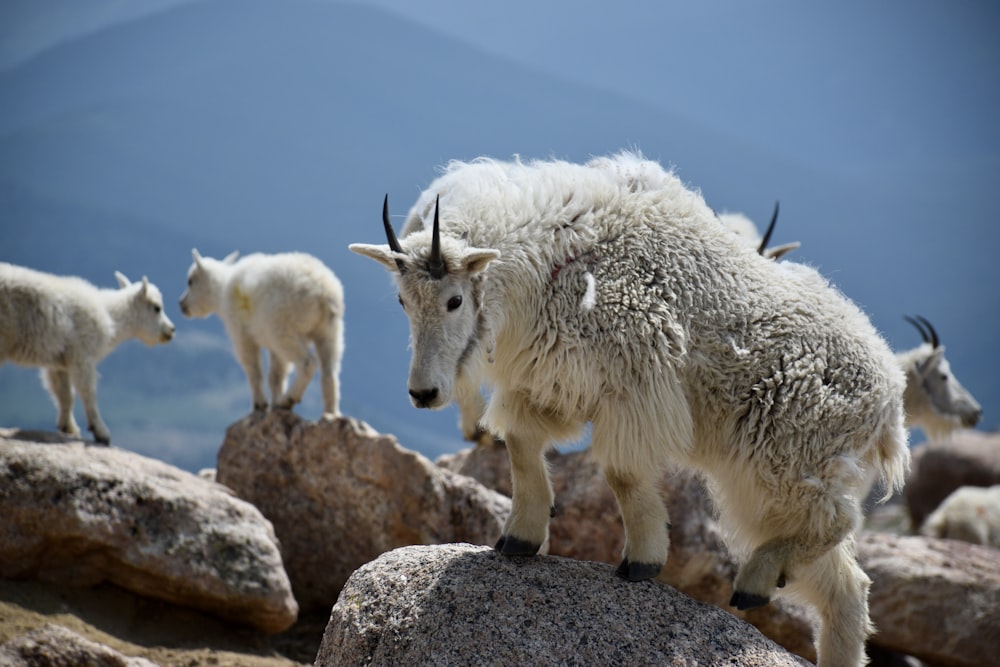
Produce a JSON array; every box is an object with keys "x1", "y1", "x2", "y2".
[
  {"x1": 0, "y1": 624, "x2": 160, "y2": 667},
  {"x1": 217, "y1": 411, "x2": 510, "y2": 612},
  {"x1": 904, "y1": 429, "x2": 1000, "y2": 530},
  {"x1": 317, "y1": 543, "x2": 810, "y2": 666},
  {"x1": 859, "y1": 532, "x2": 1000, "y2": 667},
  {"x1": 0, "y1": 429, "x2": 298, "y2": 634},
  {"x1": 438, "y1": 442, "x2": 817, "y2": 661}
]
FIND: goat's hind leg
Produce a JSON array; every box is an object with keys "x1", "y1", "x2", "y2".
[
  {"x1": 793, "y1": 539, "x2": 873, "y2": 667},
  {"x1": 42, "y1": 368, "x2": 80, "y2": 437}
]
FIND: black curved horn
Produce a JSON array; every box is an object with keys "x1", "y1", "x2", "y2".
[
  {"x1": 916, "y1": 315, "x2": 940, "y2": 348},
  {"x1": 428, "y1": 194, "x2": 446, "y2": 279},
  {"x1": 904, "y1": 315, "x2": 931, "y2": 346},
  {"x1": 757, "y1": 201, "x2": 779, "y2": 256},
  {"x1": 382, "y1": 194, "x2": 406, "y2": 272}
]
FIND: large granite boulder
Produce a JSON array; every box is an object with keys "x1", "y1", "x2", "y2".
[
  {"x1": 904, "y1": 429, "x2": 1000, "y2": 530},
  {"x1": 317, "y1": 543, "x2": 810, "y2": 666},
  {"x1": 0, "y1": 429, "x2": 297, "y2": 634},
  {"x1": 216, "y1": 411, "x2": 510, "y2": 612},
  {"x1": 859, "y1": 532, "x2": 1000, "y2": 667},
  {"x1": 438, "y1": 442, "x2": 817, "y2": 661},
  {"x1": 0, "y1": 624, "x2": 159, "y2": 667}
]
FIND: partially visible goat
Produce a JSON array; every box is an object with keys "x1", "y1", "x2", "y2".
[{"x1": 0, "y1": 263, "x2": 175, "y2": 444}]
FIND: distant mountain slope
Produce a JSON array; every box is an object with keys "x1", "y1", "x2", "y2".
[{"x1": 1, "y1": 0, "x2": 995, "y2": 470}]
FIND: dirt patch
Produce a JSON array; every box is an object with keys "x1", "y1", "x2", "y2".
[{"x1": 0, "y1": 578, "x2": 327, "y2": 666}]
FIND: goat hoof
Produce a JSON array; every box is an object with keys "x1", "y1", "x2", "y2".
[
  {"x1": 730, "y1": 591, "x2": 771, "y2": 610},
  {"x1": 253, "y1": 403, "x2": 268, "y2": 412},
  {"x1": 495, "y1": 535, "x2": 541, "y2": 556},
  {"x1": 615, "y1": 558, "x2": 661, "y2": 582}
]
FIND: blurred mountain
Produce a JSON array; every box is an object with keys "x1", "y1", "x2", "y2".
[{"x1": 1, "y1": 0, "x2": 996, "y2": 471}]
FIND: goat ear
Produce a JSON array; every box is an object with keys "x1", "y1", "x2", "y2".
[
  {"x1": 764, "y1": 242, "x2": 800, "y2": 261},
  {"x1": 461, "y1": 248, "x2": 500, "y2": 274},
  {"x1": 114, "y1": 271, "x2": 131, "y2": 288},
  {"x1": 191, "y1": 248, "x2": 203, "y2": 267},
  {"x1": 223, "y1": 251, "x2": 239, "y2": 265},
  {"x1": 141, "y1": 276, "x2": 150, "y2": 295},
  {"x1": 349, "y1": 243, "x2": 408, "y2": 274}
]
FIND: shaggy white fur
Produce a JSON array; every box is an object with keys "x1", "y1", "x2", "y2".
[
  {"x1": 352, "y1": 151, "x2": 909, "y2": 666},
  {"x1": 0, "y1": 262, "x2": 175, "y2": 443},
  {"x1": 179, "y1": 250, "x2": 344, "y2": 418}
]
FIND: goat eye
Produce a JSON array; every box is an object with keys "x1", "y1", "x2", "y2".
[
  {"x1": 187, "y1": 277, "x2": 193, "y2": 287},
  {"x1": 446, "y1": 295, "x2": 463, "y2": 312},
  {"x1": 152, "y1": 304, "x2": 162, "y2": 313}
]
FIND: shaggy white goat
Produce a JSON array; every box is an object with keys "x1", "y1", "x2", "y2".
[
  {"x1": 896, "y1": 315, "x2": 981, "y2": 441},
  {"x1": 920, "y1": 484, "x2": 1000, "y2": 547},
  {"x1": 179, "y1": 250, "x2": 344, "y2": 417},
  {"x1": 351, "y1": 152, "x2": 909, "y2": 667},
  {"x1": 727, "y1": 213, "x2": 980, "y2": 441},
  {"x1": 0, "y1": 262, "x2": 175, "y2": 444}
]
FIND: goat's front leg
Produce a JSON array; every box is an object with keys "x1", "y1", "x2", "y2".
[
  {"x1": 496, "y1": 429, "x2": 553, "y2": 556},
  {"x1": 69, "y1": 362, "x2": 110, "y2": 444},
  {"x1": 604, "y1": 467, "x2": 670, "y2": 581},
  {"x1": 232, "y1": 335, "x2": 267, "y2": 411}
]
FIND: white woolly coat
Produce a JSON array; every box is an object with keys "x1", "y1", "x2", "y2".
[{"x1": 402, "y1": 154, "x2": 909, "y2": 537}]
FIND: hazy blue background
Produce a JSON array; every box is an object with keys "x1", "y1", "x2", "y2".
[{"x1": 1, "y1": 0, "x2": 997, "y2": 473}]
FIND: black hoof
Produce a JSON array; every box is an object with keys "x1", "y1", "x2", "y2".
[
  {"x1": 494, "y1": 535, "x2": 541, "y2": 556},
  {"x1": 615, "y1": 558, "x2": 661, "y2": 582},
  {"x1": 730, "y1": 591, "x2": 771, "y2": 610}
]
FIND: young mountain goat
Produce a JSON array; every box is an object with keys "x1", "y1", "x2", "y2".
[
  {"x1": 350, "y1": 152, "x2": 909, "y2": 666},
  {"x1": 179, "y1": 250, "x2": 344, "y2": 418},
  {"x1": 0, "y1": 262, "x2": 175, "y2": 444}
]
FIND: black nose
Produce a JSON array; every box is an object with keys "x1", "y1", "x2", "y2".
[{"x1": 409, "y1": 387, "x2": 438, "y2": 406}]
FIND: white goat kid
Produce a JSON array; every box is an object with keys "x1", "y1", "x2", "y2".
[
  {"x1": 920, "y1": 484, "x2": 1000, "y2": 546},
  {"x1": 897, "y1": 315, "x2": 981, "y2": 441},
  {"x1": 351, "y1": 153, "x2": 909, "y2": 667},
  {"x1": 179, "y1": 250, "x2": 344, "y2": 417},
  {"x1": 0, "y1": 262, "x2": 175, "y2": 444}
]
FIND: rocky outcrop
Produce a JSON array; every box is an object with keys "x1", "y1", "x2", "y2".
[
  {"x1": 0, "y1": 429, "x2": 298, "y2": 634},
  {"x1": 904, "y1": 429, "x2": 1000, "y2": 530},
  {"x1": 216, "y1": 411, "x2": 510, "y2": 612},
  {"x1": 438, "y1": 442, "x2": 817, "y2": 661},
  {"x1": 0, "y1": 624, "x2": 159, "y2": 667},
  {"x1": 317, "y1": 543, "x2": 810, "y2": 666},
  {"x1": 859, "y1": 532, "x2": 1000, "y2": 667}
]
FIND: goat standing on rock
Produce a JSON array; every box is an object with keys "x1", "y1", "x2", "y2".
[
  {"x1": 0, "y1": 262, "x2": 175, "y2": 444},
  {"x1": 351, "y1": 152, "x2": 910, "y2": 667},
  {"x1": 179, "y1": 250, "x2": 344, "y2": 418}
]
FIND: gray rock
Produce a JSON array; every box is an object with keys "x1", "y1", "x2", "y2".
[
  {"x1": 216, "y1": 411, "x2": 510, "y2": 612},
  {"x1": 904, "y1": 429, "x2": 1000, "y2": 530},
  {"x1": 438, "y1": 442, "x2": 817, "y2": 661},
  {"x1": 0, "y1": 429, "x2": 298, "y2": 634},
  {"x1": 859, "y1": 532, "x2": 1000, "y2": 667},
  {"x1": 0, "y1": 624, "x2": 160, "y2": 667},
  {"x1": 316, "y1": 543, "x2": 811, "y2": 666}
]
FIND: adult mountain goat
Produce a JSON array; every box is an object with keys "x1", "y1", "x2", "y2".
[
  {"x1": 179, "y1": 250, "x2": 344, "y2": 418},
  {"x1": 351, "y1": 152, "x2": 909, "y2": 666},
  {"x1": 0, "y1": 262, "x2": 175, "y2": 444}
]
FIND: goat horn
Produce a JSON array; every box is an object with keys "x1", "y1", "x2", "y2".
[
  {"x1": 428, "y1": 194, "x2": 446, "y2": 278},
  {"x1": 904, "y1": 315, "x2": 931, "y2": 345},
  {"x1": 757, "y1": 201, "x2": 779, "y2": 256},
  {"x1": 915, "y1": 315, "x2": 940, "y2": 348},
  {"x1": 382, "y1": 194, "x2": 406, "y2": 272}
]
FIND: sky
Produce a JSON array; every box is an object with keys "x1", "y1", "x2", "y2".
[{"x1": 0, "y1": 0, "x2": 996, "y2": 468}]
